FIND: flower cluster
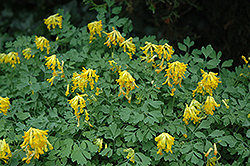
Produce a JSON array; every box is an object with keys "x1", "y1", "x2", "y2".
[
  {"x1": 108, "y1": 60, "x2": 121, "y2": 73},
  {"x1": 45, "y1": 55, "x2": 64, "y2": 85},
  {"x1": 140, "y1": 41, "x2": 174, "y2": 73},
  {"x1": 0, "y1": 96, "x2": 10, "y2": 115},
  {"x1": 124, "y1": 148, "x2": 135, "y2": 163},
  {"x1": 68, "y1": 93, "x2": 88, "y2": 127},
  {"x1": 120, "y1": 37, "x2": 136, "y2": 59},
  {"x1": 34, "y1": 36, "x2": 50, "y2": 54},
  {"x1": 20, "y1": 127, "x2": 53, "y2": 164},
  {"x1": 0, "y1": 139, "x2": 12, "y2": 164},
  {"x1": 116, "y1": 70, "x2": 139, "y2": 103},
  {"x1": 204, "y1": 96, "x2": 221, "y2": 115},
  {"x1": 93, "y1": 138, "x2": 103, "y2": 152},
  {"x1": 183, "y1": 99, "x2": 201, "y2": 125},
  {"x1": 87, "y1": 20, "x2": 103, "y2": 43},
  {"x1": 155, "y1": 132, "x2": 175, "y2": 155},
  {"x1": 44, "y1": 13, "x2": 63, "y2": 30},
  {"x1": 22, "y1": 48, "x2": 36, "y2": 60},
  {"x1": 0, "y1": 52, "x2": 20, "y2": 67},
  {"x1": 193, "y1": 69, "x2": 221, "y2": 96},
  {"x1": 104, "y1": 26, "x2": 125, "y2": 47}
]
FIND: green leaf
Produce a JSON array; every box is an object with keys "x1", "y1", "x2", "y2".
[
  {"x1": 195, "y1": 131, "x2": 206, "y2": 138},
  {"x1": 206, "y1": 59, "x2": 221, "y2": 69},
  {"x1": 180, "y1": 145, "x2": 192, "y2": 153},
  {"x1": 106, "y1": 0, "x2": 115, "y2": 7},
  {"x1": 185, "y1": 151, "x2": 193, "y2": 161},
  {"x1": 221, "y1": 59, "x2": 233, "y2": 67},
  {"x1": 60, "y1": 138, "x2": 73, "y2": 158},
  {"x1": 197, "y1": 120, "x2": 211, "y2": 130},
  {"x1": 147, "y1": 99, "x2": 164, "y2": 109},
  {"x1": 201, "y1": 44, "x2": 213, "y2": 58},
  {"x1": 71, "y1": 144, "x2": 87, "y2": 165},
  {"x1": 135, "y1": 152, "x2": 151, "y2": 165},
  {"x1": 112, "y1": 7, "x2": 122, "y2": 14},
  {"x1": 119, "y1": 107, "x2": 132, "y2": 122},
  {"x1": 136, "y1": 130, "x2": 144, "y2": 142},
  {"x1": 246, "y1": 129, "x2": 250, "y2": 138},
  {"x1": 16, "y1": 112, "x2": 30, "y2": 120},
  {"x1": 208, "y1": 130, "x2": 225, "y2": 137},
  {"x1": 178, "y1": 43, "x2": 187, "y2": 52}
]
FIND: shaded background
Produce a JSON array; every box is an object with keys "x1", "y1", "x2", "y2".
[{"x1": 1, "y1": 0, "x2": 250, "y2": 69}]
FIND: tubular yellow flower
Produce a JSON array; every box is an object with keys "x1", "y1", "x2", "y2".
[
  {"x1": 68, "y1": 93, "x2": 88, "y2": 127},
  {"x1": 183, "y1": 99, "x2": 201, "y2": 125},
  {"x1": 124, "y1": 148, "x2": 135, "y2": 163},
  {"x1": 116, "y1": 70, "x2": 139, "y2": 103},
  {"x1": 155, "y1": 132, "x2": 175, "y2": 155},
  {"x1": 204, "y1": 96, "x2": 220, "y2": 115},
  {"x1": 93, "y1": 138, "x2": 103, "y2": 152},
  {"x1": 242, "y1": 55, "x2": 248, "y2": 64},
  {"x1": 45, "y1": 54, "x2": 61, "y2": 71},
  {"x1": 120, "y1": 37, "x2": 136, "y2": 59},
  {"x1": 108, "y1": 60, "x2": 121, "y2": 73},
  {"x1": 65, "y1": 84, "x2": 70, "y2": 96},
  {"x1": 156, "y1": 43, "x2": 174, "y2": 61},
  {"x1": 44, "y1": 13, "x2": 63, "y2": 30},
  {"x1": 162, "y1": 61, "x2": 188, "y2": 88},
  {"x1": 0, "y1": 139, "x2": 12, "y2": 164},
  {"x1": 222, "y1": 99, "x2": 229, "y2": 109},
  {"x1": 104, "y1": 27, "x2": 125, "y2": 48},
  {"x1": 20, "y1": 127, "x2": 53, "y2": 164},
  {"x1": 140, "y1": 41, "x2": 158, "y2": 57},
  {"x1": 0, "y1": 52, "x2": 20, "y2": 67},
  {"x1": 0, "y1": 96, "x2": 10, "y2": 115},
  {"x1": 204, "y1": 147, "x2": 213, "y2": 157},
  {"x1": 87, "y1": 20, "x2": 103, "y2": 43},
  {"x1": 34, "y1": 36, "x2": 50, "y2": 54},
  {"x1": 47, "y1": 61, "x2": 64, "y2": 86},
  {"x1": 22, "y1": 48, "x2": 35, "y2": 60},
  {"x1": 193, "y1": 69, "x2": 221, "y2": 96}
]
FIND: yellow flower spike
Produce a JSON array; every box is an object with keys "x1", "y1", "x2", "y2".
[
  {"x1": 93, "y1": 138, "x2": 103, "y2": 152},
  {"x1": 20, "y1": 127, "x2": 53, "y2": 164},
  {"x1": 162, "y1": 61, "x2": 188, "y2": 87},
  {"x1": 124, "y1": 148, "x2": 135, "y2": 163},
  {"x1": 47, "y1": 70, "x2": 59, "y2": 86},
  {"x1": 222, "y1": 99, "x2": 229, "y2": 109},
  {"x1": 213, "y1": 143, "x2": 218, "y2": 156},
  {"x1": 45, "y1": 54, "x2": 61, "y2": 71},
  {"x1": 170, "y1": 88, "x2": 176, "y2": 96},
  {"x1": 85, "y1": 110, "x2": 90, "y2": 121},
  {"x1": 34, "y1": 36, "x2": 50, "y2": 54},
  {"x1": 183, "y1": 134, "x2": 187, "y2": 138},
  {"x1": 95, "y1": 87, "x2": 100, "y2": 96},
  {"x1": 87, "y1": 20, "x2": 103, "y2": 43},
  {"x1": 0, "y1": 96, "x2": 10, "y2": 115},
  {"x1": 116, "y1": 70, "x2": 139, "y2": 102},
  {"x1": 81, "y1": 67, "x2": 99, "y2": 90},
  {"x1": 44, "y1": 13, "x2": 63, "y2": 30},
  {"x1": 22, "y1": 48, "x2": 35, "y2": 60},
  {"x1": 65, "y1": 84, "x2": 70, "y2": 96},
  {"x1": 120, "y1": 37, "x2": 136, "y2": 59},
  {"x1": 68, "y1": 93, "x2": 88, "y2": 127},
  {"x1": 1, "y1": 52, "x2": 20, "y2": 67},
  {"x1": 0, "y1": 139, "x2": 12, "y2": 164},
  {"x1": 193, "y1": 69, "x2": 221, "y2": 96},
  {"x1": 108, "y1": 60, "x2": 121, "y2": 73},
  {"x1": 155, "y1": 132, "x2": 175, "y2": 155},
  {"x1": 156, "y1": 43, "x2": 174, "y2": 61},
  {"x1": 204, "y1": 147, "x2": 214, "y2": 157},
  {"x1": 204, "y1": 96, "x2": 220, "y2": 115},
  {"x1": 241, "y1": 55, "x2": 248, "y2": 64},
  {"x1": 140, "y1": 41, "x2": 158, "y2": 57},
  {"x1": 104, "y1": 27, "x2": 125, "y2": 48}
]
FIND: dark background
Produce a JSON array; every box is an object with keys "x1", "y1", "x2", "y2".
[{"x1": 1, "y1": 0, "x2": 249, "y2": 69}]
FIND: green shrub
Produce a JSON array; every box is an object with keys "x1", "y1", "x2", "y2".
[{"x1": 0, "y1": 0, "x2": 250, "y2": 165}]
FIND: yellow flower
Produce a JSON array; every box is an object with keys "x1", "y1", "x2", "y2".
[
  {"x1": 68, "y1": 93, "x2": 88, "y2": 127},
  {"x1": 34, "y1": 36, "x2": 50, "y2": 54},
  {"x1": 248, "y1": 113, "x2": 250, "y2": 118},
  {"x1": 65, "y1": 84, "x2": 70, "y2": 96},
  {"x1": 20, "y1": 127, "x2": 53, "y2": 164},
  {"x1": 104, "y1": 27, "x2": 125, "y2": 48},
  {"x1": 116, "y1": 70, "x2": 139, "y2": 103},
  {"x1": 95, "y1": 87, "x2": 100, "y2": 96},
  {"x1": 204, "y1": 96, "x2": 220, "y2": 115},
  {"x1": 140, "y1": 41, "x2": 158, "y2": 58},
  {"x1": 44, "y1": 13, "x2": 63, "y2": 30},
  {"x1": 156, "y1": 43, "x2": 174, "y2": 61},
  {"x1": 222, "y1": 99, "x2": 229, "y2": 109},
  {"x1": 0, "y1": 139, "x2": 12, "y2": 164},
  {"x1": 155, "y1": 132, "x2": 175, "y2": 155},
  {"x1": 120, "y1": 37, "x2": 136, "y2": 59},
  {"x1": 242, "y1": 55, "x2": 248, "y2": 64},
  {"x1": 47, "y1": 67, "x2": 64, "y2": 86},
  {"x1": 71, "y1": 67, "x2": 99, "y2": 92},
  {"x1": 87, "y1": 20, "x2": 103, "y2": 43},
  {"x1": 0, "y1": 96, "x2": 10, "y2": 115},
  {"x1": 108, "y1": 60, "x2": 121, "y2": 73},
  {"x1": 93, "y1": 138, "x2": 103, "y2": 152},
  {"x1": 193, "y1": 69, "x2": 221, "y2": 96},
  {"x1": 162, "y1": 61, "x2": 188, "y2": 87},
  {"x1": 124, "y1": 148, "x2": 135, "y2": 163},
  {"x1": 45, "y1": 54, "x2": 61, "y2": 71},
  {"x1": 22, "y1": 48, "x2": 35, "y2": 60},
  {"x1": 183, "y1": 99, "x2": 201, "y2": 125},
  {"x1": 170, "y1": 88, "x2": 176, "y2": 96},
  {"x1": 0, "y1": 52, "x2": 20, "y2": 67},
  {"x1": 183, "y1": 134, "x2": 187, "y2": 138}
]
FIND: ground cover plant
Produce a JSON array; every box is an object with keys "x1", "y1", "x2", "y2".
[{"x1": 0, "y1": 0, "x2": 250, "y2": 165}]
